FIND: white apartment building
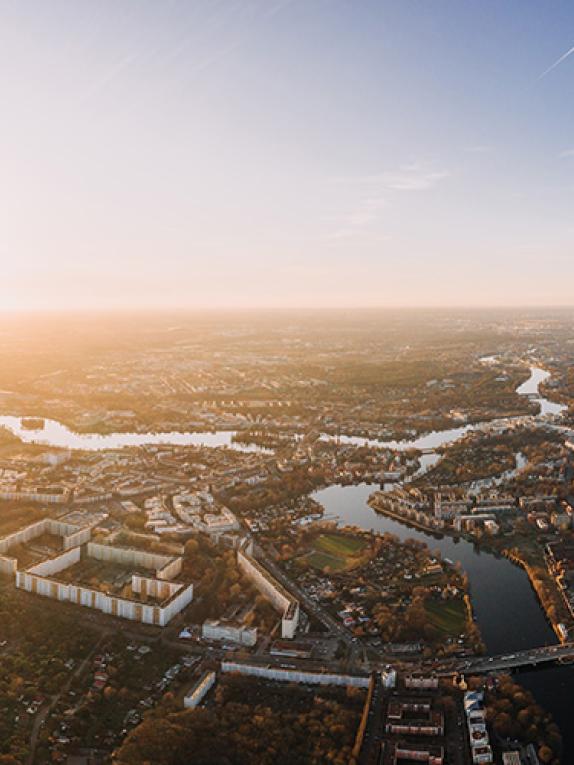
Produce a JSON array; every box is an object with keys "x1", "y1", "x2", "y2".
[
  {"x1": 237, "y1": 549, "x2": 299, "y2": 639},
  {"x1": 0, "y1": 522, "x2": 193, "y2": 627},
  {"x1": 202, "y1": 619, "x2": 257, "y2": 647},
  {"x1": 184, "y1": 671, "x2": 216, "y2": 708},
  {"x1": 221, "y1": 662, "x2": 370, "y2": 688}
]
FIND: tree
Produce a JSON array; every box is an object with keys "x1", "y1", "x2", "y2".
[
  {"x1": 512, "y1": 691, "x2": 528, "y2": 709},
  {"x1": 516, "y1": 708, "x2": 531, "y2": 727},
  {"x1": 184, "y1": 538, "x2": 200, "y2": 556},
  {"x1": 493, "y1": 712, "x2": 512, "y2": 737},
  {"x1": 229, "y1": 583, "x2": 242, "y2": 600}
]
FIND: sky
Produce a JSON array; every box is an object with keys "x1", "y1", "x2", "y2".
[{"x1": 1, "y1": 0, "x2": 574, "y2": 311}]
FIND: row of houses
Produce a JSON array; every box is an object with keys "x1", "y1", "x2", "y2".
[{"x1": 463, "y1": 691, "x2": 493, "y2": 764}]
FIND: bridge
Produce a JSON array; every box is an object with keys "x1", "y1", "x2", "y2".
[{"x1": 436, "y1": 641, "x2": 574, "y2": 675}]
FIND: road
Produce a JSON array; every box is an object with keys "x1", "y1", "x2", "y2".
[
  {"x1": 437, "y1": 641, "x2": 574, "y2": 675},
  {"x1": 253, "y1": 542, "x2": 354, "y2": 645},
  {"x1": 357, "y1": 673, "x2": 383, "y2": 765}
]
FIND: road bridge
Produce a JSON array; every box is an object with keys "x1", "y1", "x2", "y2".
[{"x1": 437, "y1": 641, "x2": 574, "y2": 675}]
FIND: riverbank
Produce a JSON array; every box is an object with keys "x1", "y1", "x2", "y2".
[
  {"x1": 367, "y1": 494, "x2": 457, "y2": 539},
  {"x1": 368, "y1": 487, "x2": 571, "y2": 644},
  {"x1": 0, "y1": 416, "x2": 268, "y2": 452},
  {"x1": 312, "y1": 481, "x2": 573, "y2": 759},
  {"x1": 501, "y1": 548, "x2": 573, "y2": 643}
]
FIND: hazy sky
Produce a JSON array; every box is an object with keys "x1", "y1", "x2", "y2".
[{"x1": 1, "y1": 0, "x2": 574, "y2": 310}]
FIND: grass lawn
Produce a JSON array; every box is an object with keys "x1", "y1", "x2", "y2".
[
  {"x1": 306, "y1": 551, "x2": 348, "y2": 572},
  {"x1": 424, "y1": 598, "x2": 467, "y2": 636},
  {"x1": 314, "y1": 533, "x2": 366, "y2": 557},
  {"x1": 304, "y1": 533, "x2": 367, "y2": 572}
]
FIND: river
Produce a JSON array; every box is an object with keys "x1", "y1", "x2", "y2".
[
  {"x1": 327, "y1": 366, "x2": 566, "y2": 450},
  {"x1": 0, "y1": 366, "x2": 564, "y2": 457},
  {"x1": 325, "y1": 365, "x2": 567, "y2": 483},
  {"x1": 0, "y1": 366, "x2": 571, "y2": 755},
  {"x1": 310, "y1": 481, "x2": 573, "y2": 759},
  {"x1": 331, "y1": 424, "x2": 473, "y2": 452},
  {"x1": 309, "y1": 366, "x2": 572, "y2": 757},
  {"x1": 0, "y1": 416, "x2": 266, "y2": 452},
  {"x1": 311, "y1": 483, "x2": 556, "y2": 654},
  {"x1": 516, "y1": 366, "x2": 567, "y2": 417}
]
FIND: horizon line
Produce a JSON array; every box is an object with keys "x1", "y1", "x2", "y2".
[{"x1": 2, "y1": 304, "x2": 574, "y2": 316}]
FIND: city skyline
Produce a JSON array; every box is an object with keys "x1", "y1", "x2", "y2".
[{"x1": 1, "y1": 0, "x2": 574, "y2": 310}]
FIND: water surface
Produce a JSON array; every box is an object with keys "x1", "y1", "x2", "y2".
[
  {"x1": 311, "y1": 481, "x2": 572, "y2": 759},
  {"x1": 0, "y1": 416, "x2": 265, "y2": 452}
]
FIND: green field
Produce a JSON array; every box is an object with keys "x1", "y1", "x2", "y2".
[
  {"x1": 315, "y1": 533, "x2": 366, "y2": 556},
  {"x1": 305, "y1": 533, "x2": 367, "y2": 571},
  {"x1": 306, "y1": 551, "x2": 348, "y2": 572},
  {"x1": 424, "y1": 598, "x2": 468, "y2": 636}
]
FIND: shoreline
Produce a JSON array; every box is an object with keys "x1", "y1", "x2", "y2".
[
  {"x1": 501, "y1": 548, "x2": 572, "y2": 643},
  {"x1": 364, "y1": 492, "x2": 569, "y2": 651},
  {"x1": 367, "y1": 496, "x2": 460, "y2": 540}
]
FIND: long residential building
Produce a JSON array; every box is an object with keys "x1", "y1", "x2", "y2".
[
  {"x1": 221, "y1": 661, "x2": 370, "y2": 688},
  {"x1": 0, "y1": 485, "x2": 71, "y2": 503},
  {"x1": 183, "y1": 671, "x2": 216, "y2": 708},
  {"x1": 0, "y1": 521, "x2": 193, "y2": 627},
  {"x1": 16, "y1": 544, "x2": 193, "y2": 626},
  {"x1": 237, "y1": 548, "x2": 299, "y2": 639},
  {"x1": 0, "y1": 518, "x2": 93, "y2": 576}
]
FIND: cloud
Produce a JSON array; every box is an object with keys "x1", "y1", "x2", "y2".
[
  {"x1": 536, "y1": 44, "x2": 574, "y2": 81},
  {"x1": 326, "y1": 163, "x2": 448, "y2": 241},
  {"x1": 263, "y1": 0, "x2": 298, "y2": 20},
  {"x1": 464, "y1": 145, "x2": 492, "y2": 154},
  {"x1": 327, "y1": 197, "x2": 388, "y2": 241},
  {"x1": 377, "y1": 165, "x2": 449, "y2": 191},
  {"x1": 559, "y1": 148, "x2": 574, "y2": 158},
  {"x1": 334, "y1": 164, "x2": 449, "y2": 192}
]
